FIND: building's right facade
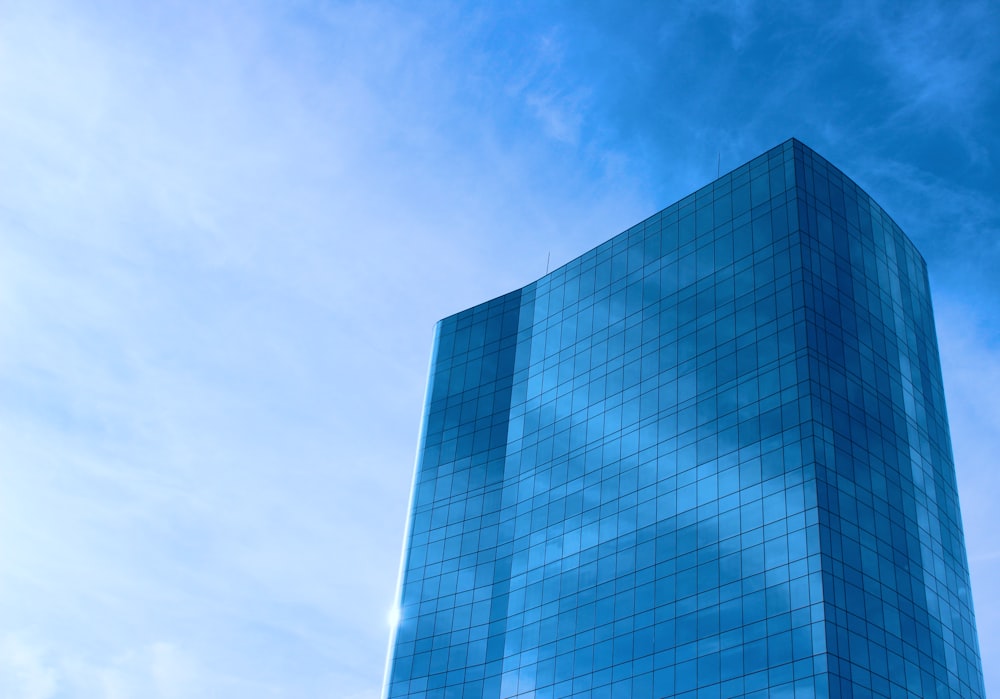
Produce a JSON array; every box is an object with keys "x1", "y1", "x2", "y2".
[
  {"x1": 385, "y1": 139, "x2": 984, "y2": 698},
  {"x1": 788, "y1": 142, "x2": 984, "y2": 697}
]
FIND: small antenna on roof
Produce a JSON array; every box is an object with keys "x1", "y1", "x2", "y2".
[{"x1": 546, "y1": 251, "x2": 551, "y2": 274}]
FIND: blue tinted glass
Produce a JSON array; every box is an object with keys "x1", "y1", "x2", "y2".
[{"x1": 385, "y1": 140, "x2": 984, "y2": 699}]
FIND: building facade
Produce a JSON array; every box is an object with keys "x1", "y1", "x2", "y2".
[{"x1": 383, "y1": 140, "x2": 985, "y2": 698}]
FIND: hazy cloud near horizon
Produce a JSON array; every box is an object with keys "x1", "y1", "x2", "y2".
[{"x1": 1, "y1": 1, "x2": 997, "y2": 697}]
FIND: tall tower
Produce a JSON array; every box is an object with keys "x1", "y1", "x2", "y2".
[{"x1": 384, "y1": 139, "x2": 985, "y2": 698}]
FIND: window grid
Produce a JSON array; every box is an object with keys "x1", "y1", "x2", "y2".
[{"x1": 386, "y1": 140, "x2": 984, "y2": 698}]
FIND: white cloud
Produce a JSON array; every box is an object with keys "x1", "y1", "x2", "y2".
[
  {"x1": 0, "y1": 2, "x2": 656, "y2": 697},
  {"x1": 2, "y1": 1, "x2": 994, "y2": 696},
  {"x1": 0, "y1": 636, "x2": 262, "y2": 699},
  {"x1": 0, "y1": 636, "x2": 58, "y2": 699}
]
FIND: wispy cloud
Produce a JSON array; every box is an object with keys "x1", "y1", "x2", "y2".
[
  {"x1": 1, "y1": 1, "x2": 996, "y2": 696},
  {"x1": 0, "y1": 2, "x2": 658, "y2": 697},
  {"x1": 0, "y1": 636, "x2": 57, "y2": 699},
  {"x1": 0, "y1": 635, "x2": 281, "y2": 699}
]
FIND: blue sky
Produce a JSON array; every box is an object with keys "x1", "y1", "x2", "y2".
[{"x1": 0, "y1": 1, "x2": 997, "y2": 697}]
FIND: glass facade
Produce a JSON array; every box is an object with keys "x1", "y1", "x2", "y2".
[{"x1": 384, "y1": 140, "x2": 985, "y2": 698}]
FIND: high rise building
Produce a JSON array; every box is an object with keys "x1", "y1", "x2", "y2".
[{"x1": 383, "y1": 139, "x2": 985, "y2": 698}]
